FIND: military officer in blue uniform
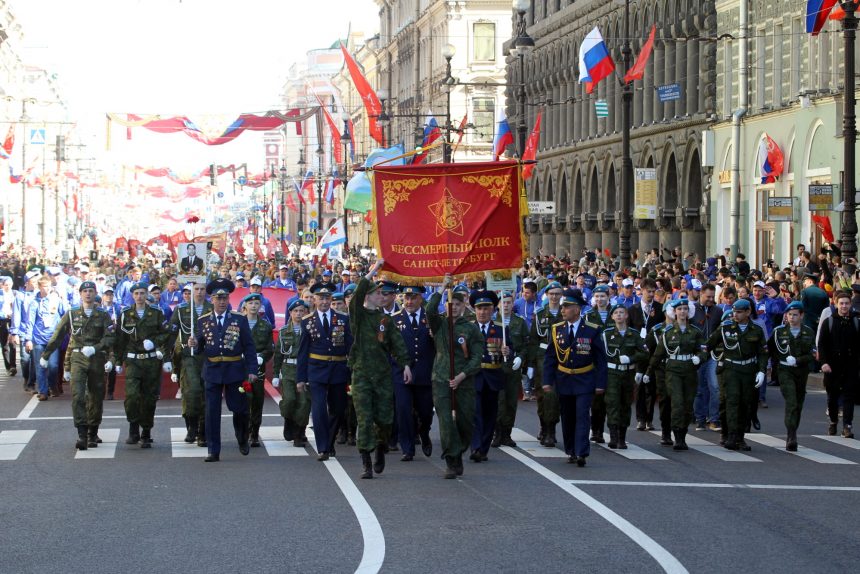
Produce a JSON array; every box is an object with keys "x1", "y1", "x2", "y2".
[
  {"x1": 392, "y1": 284, "x2": 436, "y2": 460},
  {"x1": 297, "y1": 281, "x2": 353, "y2": 461},
  {"x1": 469, "y1": 290, "x2": 512, "y2": 462},
  {"x1": 543, "y1": 288, "x2": 607, "y2": 466},
  {"x1": 187, "y1": 279, "x2": 259, "y2": 462}
]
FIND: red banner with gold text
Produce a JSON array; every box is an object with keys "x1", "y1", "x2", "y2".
[{"x1": 372, "y1": 161, "x2": 526, "y2": 281}]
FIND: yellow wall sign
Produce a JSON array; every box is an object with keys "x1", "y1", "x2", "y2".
[{"x1": 634, "y1": 168, "x2": 657, "y2": 220}]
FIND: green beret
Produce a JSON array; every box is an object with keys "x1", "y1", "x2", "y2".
[
  {"x1": 732, "y1": 299, "x2": 751, "y2": 311},
  {"x1": 130, "y1": 282, "x2": 148, "y2": 293},
  {"x1": 79, "y1": 281, "x2": 97, "y2": 292}
]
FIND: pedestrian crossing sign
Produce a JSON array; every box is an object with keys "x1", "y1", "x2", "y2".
[
  {"x1": 595, "y1": 100, "x2": 609, "y2": 118},
  {"x1": 29, "y1": 128, "x2": 46, "y2": 145}
]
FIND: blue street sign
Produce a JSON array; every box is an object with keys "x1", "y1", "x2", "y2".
[
  {"x1": 309, "y1": 220, "x2": 319, "y2": 230},
  {"x1": 237, "y1": 175, "x2": 247, "y2": 185},
  {"x1": 217, "y1": 192, "x2": 224, "y2": 198},
  {"x1": 29, "y1": 128, "x2": 46, "y2": 145},
  {"x1": 656, "y1": 83, "x2": 682, "y2": 102}
]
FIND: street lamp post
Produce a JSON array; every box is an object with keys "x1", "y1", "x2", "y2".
[
  {"x1": 511, "y1": 1, "x2": 534, "y2": 157},
  {"x1": 279, "y1": 161, "x2": 288, "y2": 242},
  {"x1": 377, "y1": 88, "x2": 390, "y2": 148},
  {"x1": 297, "y1": 147, "x2": 306, "y2": 243},
  {"x1": 441, "y1": 44, "x2": 457, "y2": 163},
  {"x1": 619, "y1": 0, "x2": 633, "y2": 269},
  {"x1": 316, "y1": 144, "x2": 324, "y2": 234},
  {"x1": 842, "y1": 0, "x2": 858, "y2": 272}
]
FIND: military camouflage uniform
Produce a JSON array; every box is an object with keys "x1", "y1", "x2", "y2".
[
  {"x1": 601, "y1": 325, "x2": 648, "y2": 447},
  {"x1": 528, "y1": 305, "x2": 563, "y2": 445},
  {"x1": 496, "y1": 312, "x2": 528, "y2": 446},
  {"x1": 167, "y1": 301, "x2": 213, "y2": 445},
  {"x1": 583, "y1": 307, "x2": 612, "y2": 442},
  {"x1": 247, "y1": 316, "x2": 274, "y2": 443},
  {"x1": 274, "y1": 322, "x2": 310, "y2": 444}
]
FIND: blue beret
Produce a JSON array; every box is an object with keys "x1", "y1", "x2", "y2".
[
  {"x1": 343, "y1": 284, "x2": 357, "y2": 296},
  {"x1": 721, "y1": 310, "x2": 733, "y2": 321},
  {"x1": 608, "y1": 303, "x2": 627, "y2": 317},
  {"x1": 593, "y1": 285, "x2": 610, "y2": 295},
  {"x1": 451, "y1": 284, "x2": 470, "y2": 301},
  {"x1": 241, "y1": 293, "x2": 262, "y2": 304},
  {"x1": 288, "y1": 298, "x2": 308, "y2": 313},
  {"x1": 79, "y1": 281, "x2": 97, "y2": 292},
  {"x1": 545, "y1": 281, "x2": 563, "y2": 292},
  {"x1": 785, "y1": 301, "x2": 804, "y2": 313},
  {"x1": 332, "y1": 292, "x2": 345, "y2": 302},
  {"x1": 732, "y1": 299, "x2": 751, "y2": 311},
  {"x1": 669, "y1": 298, "x2": 689, "y2": 308},
  {"x1": 130, "y1": 282, "x2": 148, "y2": 292},
  {"x1": 500, "y1": 290, "x2": 514, "y2": 299}
]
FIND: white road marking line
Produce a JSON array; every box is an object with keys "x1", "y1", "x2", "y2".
[
  {"x1": 598, "y1": 432, "x2": 667, "y2": 460},
  {"x1": 0, "y1": 430, "x2": 36, "y2": 460},
  {"x1": 0, "y1": 413, "x2": 287, "y2": 423},
  {"x1": 813, "y1": 435, "x2": 860, "y2": 450},
  {"x1": 501, "y1": 446, "x2": 688, "y2": 574},
  {"x1": 567, "y1": 479, "x2": 860, "y2": 492},
  {"x1": 15, "y1": 395, "x2": 39, "y2": 419},
  {"x1": 510, "y1": 427, "x2": 575, "y2": 458},
  {"x1": 75, "y1": 429, "x2": 121, "y2": 459},
  {"x1": 259, "y1": 426, "x2": 308, "y2": 456},
  {"x1": 170, "y1": 427, "x2": 206, "y2": 457},
  {"x1": 649, "y1": 431, "x2": 761, "y2": 462},
  {"x1": 744, "y1": 433, "x2": 856, "y2": 464}
]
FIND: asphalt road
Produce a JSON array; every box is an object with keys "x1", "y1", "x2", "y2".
[{"x1": 1, "y1": 371, "x2": 858, "y2": 574}]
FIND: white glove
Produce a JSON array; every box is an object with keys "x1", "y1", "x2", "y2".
[
  {"x1": 755, "y1": 372, "x2": 765, "y2": 388},
  {"x1": 272, "y1": 378, "x2": 280, "y2": 388},
  {"x1": 692, "y1": 355, "x2": 701, "y2": 366},
  {"x1": 785, "y1": 355, "x2": 797, "y2": 366},
  {"x1": 115, "y1": 365, "x2": 123, "y2": 375},
  {"x1": 163, "y1": 361, "x2": 173, "y2": 373},
  {"x1": 81, "y1": 346, "x2": 95, "y2": 358},
  {"x1": 512, "y1": 357, "x2": 522, "y2": 371},
  {"x1": 642, "y1": 374, "x2": 650, "y2": 384},
  {"x1": 634, "y1": 372, "x2": 643, "y2": 384},
  {"x1": 257, "y1": 355, "x2": 264, "y2": 366},
  {"x1": 170, "y1": 373, "x2": 179, "y2": 383},
  {"x1": 143, "y1": 339, "x2": 155, "y2": 351},
  {"x1": 104, "y1": 361, "x2": 113, "y2": 373},
  {"x1": 526, "y1": 367, "x2": 535, "y2": 379},
  {"x1": 619, "y1": 355, "x2": 631, "y2": 365},
  {"x1": 155, "y1": 350, "x2": 164, "y2": 360},
  {"x1": 63, "y1": 370, "x2": 71, "y2": 381},
  {"x1": 39, "y1": 357, "x2": 48, "y2": 368}
]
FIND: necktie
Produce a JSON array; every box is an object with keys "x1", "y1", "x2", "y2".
[
  {"x1": 217, "y1": 315, "x2": 224, "y2": 331},
  {"x1": 568, "y1": 323, "x2": 574, "y2": 342},
  {"x1": 322, "y1": 312, "x2": 330, "y2": 335},
  {"x1": 411, "y1": 312, "x2": 418, "y2": 330},
  {"x1": 482, "y1": 324, "x2": 487, "y2": 337}
]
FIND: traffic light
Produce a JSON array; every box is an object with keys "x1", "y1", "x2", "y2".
[
  {"x1": 210, "y1": 164, "x2": 216, "y2": 185},
  {"x1": 298, "y1": 230, "x2": 304, "y2": 237},
  {"x1": 56, "y1": 135, "x2": 66, "y2": 161}
]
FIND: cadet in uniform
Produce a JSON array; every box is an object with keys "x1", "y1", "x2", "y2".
[
  {"x1": 601, "y1": 304, "x2": 648, "y2": 449},
  {"x1": 273, "y1": 298, "x2": 310, "y2": 447},
  {"x1": 583, "y1": 284, "x2": 613, "y2": 443},
  {"x1": 768, "y1": 301, "x2": 816, "y2": 450},
  {"x1": 527, "y1": 281, "x2": 563, "y2": 447},
  {"x1": 706, "y1": 299, "x2": 768, "y2": 451},
  {"x1": 643, "y1": 302, "x2": 675, "y2": 446},
  {"x1": 543, "y1": 288, "x2": 607, "y2": 466},
  {"x1": 427, "y1": 277, "x2": 484, "y2": 479},
  {"x1": 650, "y1": 299, "x2": 707, "y2": 450},
  {"x1": 297, "y1": 281, "x2": 353, "y2": 461},
  {"x1": 167, "y1": 282, "x2": 212, "y2": 446},
  {"x1": 493, "y1": 291, "x2": 528, "y2": 448},
  {"x1": 241, "y1": 292, "x2": 275, "y2": 447},
  {"x1": 42, "y1": 280, "x2": 115, "y2": 450},
  {"x1": 100, "y1": 285, "x2": 122, "y2": 401},
  {"x1": 187, "y1": 279, "x2": 259, "y2": 462},
  {"x1": 469, "y1": 290, "x2": 512, "y2": 462},
  {"x1": 392, "y1": 284, "x2": 436, "y2": 460},
  {"x1": 348, "y1": 260, "x2": 411, "y2": 478},
  {"x1": 115, "y1": 282, "x2": 172, "y2": 448}
]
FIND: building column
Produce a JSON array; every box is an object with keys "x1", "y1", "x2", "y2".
[
  {"x1": 659, "y1": 229, "x2": 682, "y2": 252},
  {"x1": 542, "y1": 233, "x2": 557, "y2": 255},
  {"x1": 653, "y1": 41, "x2": 665, "y2": 121},
  {"x1": 584, "y1": 230, "x2": 602, "y2": 251},
  {"x1": 601, "y1": 230, "x2": 620, "y2": 256},
  {"x1": 637, "y1": 229, "x2": 659, "y2": 257},
  {"x1": 569, "y1": 229, "x2": 585, "y2": 257},
  {"x1": 681, "y1": 229, "x2": 706, "y2": 260},
  {"x1": 529, "y1": 230, "x2": 542, "y2": 254},
  {"x1": 687, "y1": 34, "x2": 700, "y2": 116}
]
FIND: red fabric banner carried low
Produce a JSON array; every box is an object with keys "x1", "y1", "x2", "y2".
[
  {"x1": 229, "y1": 287, "x2": 296, "y2": 329},
  {"x1": 372, "y1": 161, "x2": 526, "y2": 281}
]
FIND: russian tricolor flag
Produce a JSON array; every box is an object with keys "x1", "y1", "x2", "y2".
[
  {"x1": 758, "y1": 134, "x2": 784, "y2": 184},
  {"x1": 492, "y1": 108, "x2": 514, "y2": 161},
  {"x1": 807, "y1": 0, "x2": 838, "y2": 35},
  {"x1": 579, "y1": 27, "x2": 615, "y2": 94}
]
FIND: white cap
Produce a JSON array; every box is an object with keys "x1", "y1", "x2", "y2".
[
  {"x1": 753, "y1": 280, "x2": 766, "y2": 288},
  {"x1": 689, "y1": 278, "x2": 703, "y2": 290},
  {"x1": 621, "y1": 278, "x2": 634, "y2": 287},
  {"x1": 250, "y1": 276, "x2": 263, "y2": 286}
]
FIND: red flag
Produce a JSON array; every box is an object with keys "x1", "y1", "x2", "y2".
[
  {"x1": 114, "y1": 237, "x2": 128, "y2": 253},
  {"x1": 603, "y1": 247, "x2": 612, "y2": 258},
  {"x1": 232, "y1": 230, "x2": 245, "y2": 257},
  {"x1": 1, "y1": 125, "x2": 14, "y2": 157},
  {"x1": 285, "y1": 191, "x2": 299, "y2": 213},
  {"x1": 128, "y1": 239, "x2": 141, "y2": 256},
  {"x1": 253, "y1": 235, "x2": 265, "y2": 260},
  {"x1": 625, "y1": 25, "x2": 656, "y2": 84},
  {"x1": 830, "y1": 1, "x2": 859, "y2": 20},
  {"x1": 340, "y1": 43, "x2": 384, "y2": 145},
  {"x1": 364, "y1": 210, "x2": 374, "y2": 224},
  {"x1": 315, "y1": 95, "x2": 343, "y2": 165},
  {"x1": 522, "y1": 112, "x2": 543, "y2": 180},
  {"x1": 811, "y1": 214, "x2": 834, "y2": 243},
  {"x1": 455, "y1": 114, "x2": 468, "y2": 146},
  {"x1": 302, "y1": 174, "x2": 316, "y2": 204}
]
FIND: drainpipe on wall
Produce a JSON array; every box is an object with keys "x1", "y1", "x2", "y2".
[{"x1": 730, "y1": 0, "x2": 748, "y2": 257}]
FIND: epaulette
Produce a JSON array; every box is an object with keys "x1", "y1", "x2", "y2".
[
  {"x1": 721, "y1": 320, "x2": 733, "y2": 327},
  {"x1": 301, "y1": 312, "x2": 314, "y2": 320},
  {"x1": 551, "y1": 320, "x2": 566, "y2": 329},
  {"x1": 71, "y1": 305, "x2": 81, "y2": 311},
  {"x1": 199, "y1": 311, "x2": 213, "y2": 319},
  {"x1": 229, "y1": 311, "x2": 243, "y2": 316},
  {"x1": 176, "y1": 302, "x2": 189, "y2": 309},
  {"x1": 333, "y1": 310, "x2": 348, "y2": 318},
  {"x1": 583, "y1": 319, "x2": 600, "y2": 329},
  {"x1": 650, "y1": 323, "x2": 664, "y2": 332},
  {"x1": 390, "y1": 309, "x2": 403, "y2": 317},
  {"x1": 603, "y1": 325, "x2": 617, "y2": 333}
]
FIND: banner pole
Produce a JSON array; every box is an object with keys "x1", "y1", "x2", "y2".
[{"x1": 447, "y1": 286, "x2": 457, "y2": 417}]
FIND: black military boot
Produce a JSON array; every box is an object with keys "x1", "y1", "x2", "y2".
[
  {"x1": 676, "y1": 428, "x2": 688, "y2": 451},
  {"x1": 786, "y1": 428, "x2": 798, "y2": 451},
  {"x1": 828, "y1": 422, "x2": 838, "y2": 436},
  {"x1": 491, "y1": 429, "x2": 502, "y2": 448},
  {"x1": 724, "y1": 432, "x2": 739, "y2": 450},
  {"x1": 454, "y1": 453, "x2": 464, "y2": 476},
  {"x1": 125, "y1": 422, "x2": 140, "y2": 445},
  {"x1": 293, "y1": 426, "x2": 308, "y2": 448},
  {"x1": 443, "y1": 456, "x2": 457, "y2": 479},
  {"x1": 672, "y1": 428, "x2": 684, "y2": 451},
  {"x1": 238, "y1": 418, "x2": 250, "y2": 455},
  {"x1": 336, "y1": 425, "x2": 347, "y2": 445},
  {"x1": 75, "y1": 425, "x2": 88, "y2": 451},
  {"x1": 250, "y1": 424, "x2": 261, "y2": 448},
  {"x1": 590, "y1": 424, "x2": 605, "y2": 444},
  {"x1": 660, "y1": 428, "x2": 673, "y2": 446},
  {"x1": 617, "y1": 426, "x2": 628, "y2": 449},
  {"x1": 184, "y1": 417, "x2": 197, "y2": 443},
  {"x1": 87, "y1": 426, "x2": 100, "y2": 448},
  {"x1": 737, "y1": 432, "x2": 751, "y2": 451},
  {"x1": 140, "y1": 428, "x2": 153, "y2": 448},
  {"x1": 500, "y1": 426, "x2": 517, "y2": 448},
  {"x1": 608, "y1": 425, "x2": 619, "y2": 449},
  {"x1": 545, "y1": 424, "x2": 557, "y2": 448},
  {"x1": 537, "y1": 422, "x2": 546, "y2": 445},
  {"x1": 373, "y1": 444, "x2": 386, "y2": 474},
  {"x1": 283, "y1": 418, "x2": 294, "y2": 441},
  {"x1": 347, "y1": 431, "x2": 356, "y2": 446},
  {"x1": 420, "y1": 432, "x2": 433, "y2": 456},
  {"x1": 360, "y1": 451, "x2": 373, "y2": 479}
]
